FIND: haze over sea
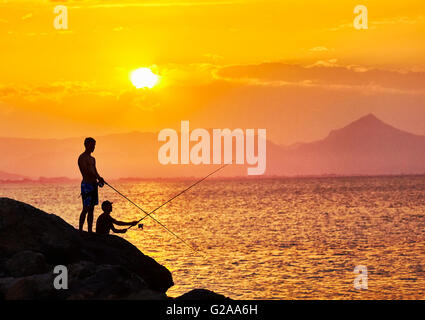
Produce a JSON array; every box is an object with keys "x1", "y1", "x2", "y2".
[{"x1": 1, "y1": 176, "x2": 425, "y2": 299}]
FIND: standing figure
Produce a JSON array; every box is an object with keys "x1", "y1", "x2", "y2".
[{"x1": 78, "y1": 137, "x2": 105, "y2": 233}]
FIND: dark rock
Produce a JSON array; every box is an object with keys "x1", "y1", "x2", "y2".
[
  {"x1": 175, "y1": 289, "x2": 230, "y2": 300},
  {"x1": 64, "y1": 261, "x2": 166, "y2": 300},
  {"x1": 0, "y1": 277, "x2": 15, "y2": 299},
  {"x1": 0, "y1": 197, "x2": 173, "y2": 295},
  {"x1": 4, "y1": 278, "x2": 38, "y2": 300},
  {"x1": 79, "y1": 232, "x2": 172, "y2": 292},
  {"x1": 0, "y1": 197, "x2": 227, "y2": 300},
  {"x1": 5, "y1": 250, "x2": 48, "y2": 277},
  {"x1": 0, "y1": 198, "x2": 81, "y2": 262},
  {"x1": 1, "y1": 272, "x2": 59, "y2": 300},
  {"x1": 0, "y1": 262, "x2": 166, "y2": 300}
]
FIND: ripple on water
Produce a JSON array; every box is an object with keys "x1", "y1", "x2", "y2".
[{"x1": 1, "y1": 176, "x2": 425, "y2": 299}]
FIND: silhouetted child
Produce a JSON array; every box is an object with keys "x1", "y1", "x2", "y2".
[{"x1": 96, "y1": 200, "x2": 138, "y2": 235}]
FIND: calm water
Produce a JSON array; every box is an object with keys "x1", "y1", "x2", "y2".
[{"x1": 1, "y1": 176, "x2": 425, "y2": 299}]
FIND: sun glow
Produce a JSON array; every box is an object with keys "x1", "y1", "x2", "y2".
[{"x1": 130, "y1": 68, "x2": 159, "y2": 89}]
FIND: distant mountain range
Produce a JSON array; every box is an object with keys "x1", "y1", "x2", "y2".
[
  {"x1": 0, "y1": 171, "x2": 27, "y2": 181},
  {"x1": 268, "y1": 114, "x2": 425, "y2": 176},
  {"x1": 0, "y1": 114, "x2": 424, "y2": 180}
]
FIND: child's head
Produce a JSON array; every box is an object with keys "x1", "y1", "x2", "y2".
[{"x1": 101, "y1": 200, "x2": 113, "y2": 214}]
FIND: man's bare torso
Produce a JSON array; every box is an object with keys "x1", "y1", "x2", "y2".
[{"x1": 78, "y1": 152, "x2": 97, "y2": 183}]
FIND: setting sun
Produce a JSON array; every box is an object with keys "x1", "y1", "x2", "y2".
[{"x1": 130, "y1": 68, "x2": 159, "y2": 89}]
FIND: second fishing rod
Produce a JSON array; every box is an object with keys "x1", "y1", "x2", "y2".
[{"x1": 104, "y1": 164, "x2": 228, "y2": 256}]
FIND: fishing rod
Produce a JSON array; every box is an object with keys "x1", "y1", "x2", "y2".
[
  {"x1": 104, "y1": 164, "x2": 228, "y2": 256},
  {"x1": 105, "y1": 181, "x2": 201, "y2": 255},
  {"x1": 129, "y1": 164, "x2": 229, "y2": 228}
]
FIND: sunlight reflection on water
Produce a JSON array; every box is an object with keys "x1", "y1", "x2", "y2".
[{"x1": 1, "y1": 176, "x2": 425, "y2": 299}]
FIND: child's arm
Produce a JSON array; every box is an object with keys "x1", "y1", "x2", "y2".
[
  {"x1": 112, "y1": 218, "x2": 138, "y2": 227},
  {"x1": 111, "y1": 225, "x2": 127, "y2": 234}
]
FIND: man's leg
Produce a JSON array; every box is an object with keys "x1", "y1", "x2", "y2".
[
  {"x1": 87, "y1": 205, "x2": 94, "y2": 233},
  {"x1": 79, "y1": 206, "x2": 88, "y2": 232}
]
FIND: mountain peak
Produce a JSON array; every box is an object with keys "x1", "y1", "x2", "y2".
[
  {"x1": 324, "y1": 113, "x2": 424, "y2": 147},
  {"x1": 276, "y1": 114, "x2": 425, "y2": 176},
  {"x1": 352, "y1": 113, "x2": 384, "y2": 126},
  {"x1": 335, "y1": 113, "x2": 389, "y2": 133}
]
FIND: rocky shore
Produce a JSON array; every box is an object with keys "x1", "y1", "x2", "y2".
[{"x1": 0, "y1": 198, "x2": 229, "y2": 300}]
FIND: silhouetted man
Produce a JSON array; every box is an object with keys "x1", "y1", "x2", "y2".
[
  {"x1": 78, "y1": 137, "x2": 105, "y2": 233},
  {"x1": 96, "y1": 201, "x2": 138, "y2": 235}
]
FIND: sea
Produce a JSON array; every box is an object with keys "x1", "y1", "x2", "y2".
[{"x1": 1, "y1": 176, "x2": 425, "y2": 299}]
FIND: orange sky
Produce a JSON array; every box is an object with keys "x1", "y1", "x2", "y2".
[{"x1": 1, "y1": 0, "x2": 425, "y2": 145}]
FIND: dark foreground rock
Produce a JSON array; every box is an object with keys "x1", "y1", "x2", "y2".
[
  {"x1": 0, "y1": 197, "x2": 230, "y2": 300},
  {"x1": 0, "y1": 197, "x2": 174, "y2": 300},
  {"x1": 176, "y1": 289, "x2": 230, "y2": 300}
]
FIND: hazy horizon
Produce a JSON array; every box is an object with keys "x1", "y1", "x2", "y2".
[
  {"x1": 0, "y1": 112, "x2": 423, "y2": 144},
  {"x1": 1, "y1": 113, "x2": 425, "y2": 180}
]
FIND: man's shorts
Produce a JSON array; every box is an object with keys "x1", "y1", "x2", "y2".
[{"x1": 81, "y1": 182, "x2": 99, "y2": 207}]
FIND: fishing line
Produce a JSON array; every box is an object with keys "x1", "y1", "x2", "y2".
[
  {"x1": 105, "y1": 182, "x2": 201, "y2": 256},
  {"x1": 104, "y1": 164, "x2": 228, "y2": 257},
  {"x1": 130, "y1": 164, "x2": 229, "y2": 227}
]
